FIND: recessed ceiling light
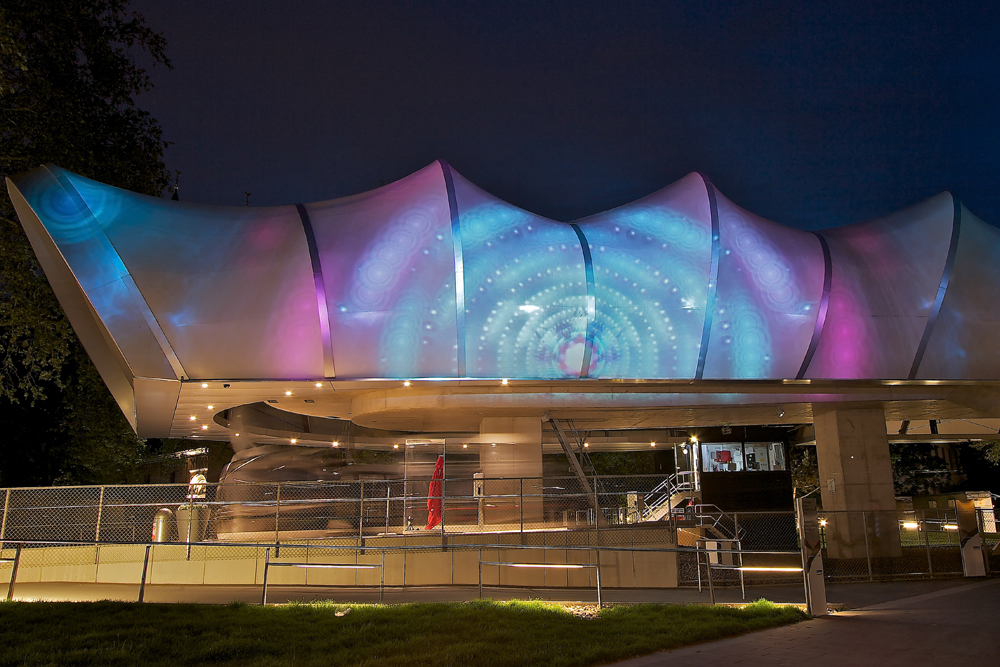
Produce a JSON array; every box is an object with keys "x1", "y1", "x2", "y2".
[
  {"x1": 201, "y1": 425, "x2": 208, "y2": 430},
  {"x1": 207, "y1": 405, "x2": 213, "y2": 409},
  {"x1": 201, "y1": 383, "x2": 208, "y2": 388},
  {"x1": 234, "y1": 433, "x2": 240, "y2": 437},
  {"x1": 650, "y1": 442, "x2": 656, "y2": 447},
  {"x1": 304, "y1": 399, "x2": 314, "y2": 403},
  {"x1": 403, "y1": 381, "x2": 411, "y2": 387},
  {"x1": 462, "y1": 444, "x2": 468, "y2": 449},
  {"x1": 393, "y1": 444, "x2": 399, "y2": 449},
  {"x1": 285, "y1": 391, "x2": 292, "y2": 396},
  {"x1": 501, "y1": 378, "x2": 508, "y2": 385},
  {"x1": 290, "y1": 438, "x2": 297, "y2": 444},
  {"x1": 189, "y1": 416, "x2": 196, "y2": 421},
  {"x1": 267, "y1": 399, "x2": 278, "y2": 403},
  {"x1": 331, "y1": 441, "x2": 339, "y2": 447},
  {"x1": 315, "y1": 382, "x2": 323, "y2": 388}
]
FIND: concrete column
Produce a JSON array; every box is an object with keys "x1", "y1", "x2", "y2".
[
  {"x1": 813, "y1": 403, "x2": 901, "y2": 558},
  {"x1": 479, "y1": 417, "x2": 543, "y2": 526}
]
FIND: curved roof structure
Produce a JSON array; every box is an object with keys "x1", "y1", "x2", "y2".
[{"x1": 8, "y1": 162, "x2": 1000, "y2": 437}]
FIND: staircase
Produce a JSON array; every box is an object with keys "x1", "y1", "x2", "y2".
[{"x1": 642, "y1": 471, "x2": 699, "y2": 522}]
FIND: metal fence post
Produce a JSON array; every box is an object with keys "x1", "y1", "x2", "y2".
[
  {"x1": 596, "y1": 548, "x2": 602, "y2": 608},
  {"x1": 923, "y1": 510, "x2": 934, "y2": 577},
  {"x1": 138, "y1": 544, "x2": 152, "y2": 602},
  {"x1": 478, "y1": 548, "x2": 483, "y2": 599},
  {"x1": 706, "y1": 548, "x2": 716, "y2": 605},
  {"x1": 5, "y1": 546, "x2": 21, "y2": 602},
  {"x1": 519, "y1": 479, "x2": 524, "y2": 536},
  {"x1": 274, "y1": 483, "x2": 281, "y2": 558},
  {"x1": 261, "y1": 547, "x2": 271, "y2": 605},
  {"x1": 95, "y1": 486, "x2": 105, "y2": 543},
  {"x1": 359, "y1": 480, "x2": 365, "y2": 540},
  {"x1": 385, "y1": 482, "x2": 390, "y2": 534},
  {"x1": 0, "y1": 489, "x2": 9, "y2": 550},
  {"x1": 862, "y1": 511, "x2": 873, "y2": 581},
  {"x1": 379, "y1": 549, "x2": 385, "y2": 603}
]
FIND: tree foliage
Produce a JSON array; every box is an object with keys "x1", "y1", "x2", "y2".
[
  {"x1": 970, "y1": 439, "x2": 1000, "y2": 466},
  {"x1": 0, "y1": 0, "x2": 171, "y2": 485}
]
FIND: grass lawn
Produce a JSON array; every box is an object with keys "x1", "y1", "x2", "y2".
[{"x1": 0, "y1": 598, "x2": 806, "y2": 667}]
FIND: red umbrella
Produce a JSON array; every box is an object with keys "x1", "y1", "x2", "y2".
[{"x1": 425, "y1": 455, "x2": 444, "y2": 530}]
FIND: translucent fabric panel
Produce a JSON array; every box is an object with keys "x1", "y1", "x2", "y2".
[
  {"x1": 574, "y1": 173, "x2": 712, "y2": 379},
  {"x1": 917, "y1": 207, "x2": 1000, "y2": 379},
  {"x1": 702, "y1": 192, "x2": 824, "y2": 379},
  {"x1": 451, "y1": 172, "x2": 588, "y2": 378},
  {"x1": 16, "y1": 167, "x2": 176, "y2": 380},
  {"x1": 805, "y1": 193, "x2": 954, "y2": 379},
  {"x1": 308, "y1": 162, "x2": 457, "y2": 379},
  {"x1": 64, "y1": 170, "x2": 324, "y2": 380}
]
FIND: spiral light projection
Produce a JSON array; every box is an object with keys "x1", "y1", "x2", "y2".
[
  {"x1": 701, "y1": 193, "x2": 825, "y2": 379},
  {"x1": 13, "y1": 162, "x2": 1000, "y2": 395},
  {"x1": 574, "y1": 173, "x2": 714, "y2": 378},
  {"x1": 451, "y1": 173, "x2": 589, "y2": 378}
]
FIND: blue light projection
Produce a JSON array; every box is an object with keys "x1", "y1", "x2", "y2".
[
  {"x1": 16, "y1": 163, "x2": 995, "y2": 384},
  {"x1": 453, "y1": 171, "x2": 588, "y2": 378},
  {"x1": 574, "y1": 173, "x2": 713, "y2": 378}
]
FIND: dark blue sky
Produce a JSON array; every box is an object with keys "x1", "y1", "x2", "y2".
[{"x1": 133, "y1": 0, "x2": 998, "y2": 229}]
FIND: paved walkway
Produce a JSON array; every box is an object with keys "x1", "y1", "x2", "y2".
[{"x1": 610, "y1": 577, "x2": 1000, "y2": 666}]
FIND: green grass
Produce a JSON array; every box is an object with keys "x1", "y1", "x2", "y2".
[{"x1": 0, "y1": 598, "x2": 805, "y2": 667}]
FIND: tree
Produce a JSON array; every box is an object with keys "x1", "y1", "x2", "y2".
[
  {"x1": 790, "y1": 445, "x2": 819, "y2": 499},
  {"x1": 0, "y1": 0, "x2": 171, "y2": 485},
  {"x1": 970, "y1": 440, "x2": 1000, "y2": 466}
]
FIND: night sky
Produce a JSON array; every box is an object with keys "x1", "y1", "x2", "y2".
[{"x1": 132, "y1": 0, "x2": 998, "y2": 230}]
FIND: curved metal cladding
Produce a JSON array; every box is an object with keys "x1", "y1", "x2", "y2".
[
  {"x1": 9, "y1": 162, "x2": 1000, "y2": 395},
  {"x1": 305, "y1": 162, "x2": 457, "y2": 379},
  {"x1": 916, "y1": 205, "x2": 1000, "y2": 379},
  {"x1": 800, "y1": 193, "x2": 956, "y2": 379},
  {"x1": 449, "y1": 169, "x2": 589, "y2": 379},
  {"x1": 701, "y1": 191, "x2": 826, "y2": 379},
  {"x1": 572, "y1": 173, "x2": 713, "y2": 379}
]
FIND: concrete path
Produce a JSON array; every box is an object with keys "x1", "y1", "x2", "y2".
[{"x1": 610, "y1": 578, "x2": 1000, "y2": 667}]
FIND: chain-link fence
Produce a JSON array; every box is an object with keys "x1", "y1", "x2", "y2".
[
  {"x1": 0, "y1": 476, "x2": 673, "y2": 547},
  {"x1": 0, "y1": 481, "x2": 993, "y2": 587}
]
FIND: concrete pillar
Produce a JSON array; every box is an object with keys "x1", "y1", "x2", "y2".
[
  {"x1": 479, "y1": 417, "x2": 543, "y2": 526},
  {"x1": 813, "y1": 403, "x2": 901, "y2": 558}
]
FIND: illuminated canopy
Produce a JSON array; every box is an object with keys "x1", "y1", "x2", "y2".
[{"x1": 7, "y1": 163, "x2": 1000, "y2": 436}]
